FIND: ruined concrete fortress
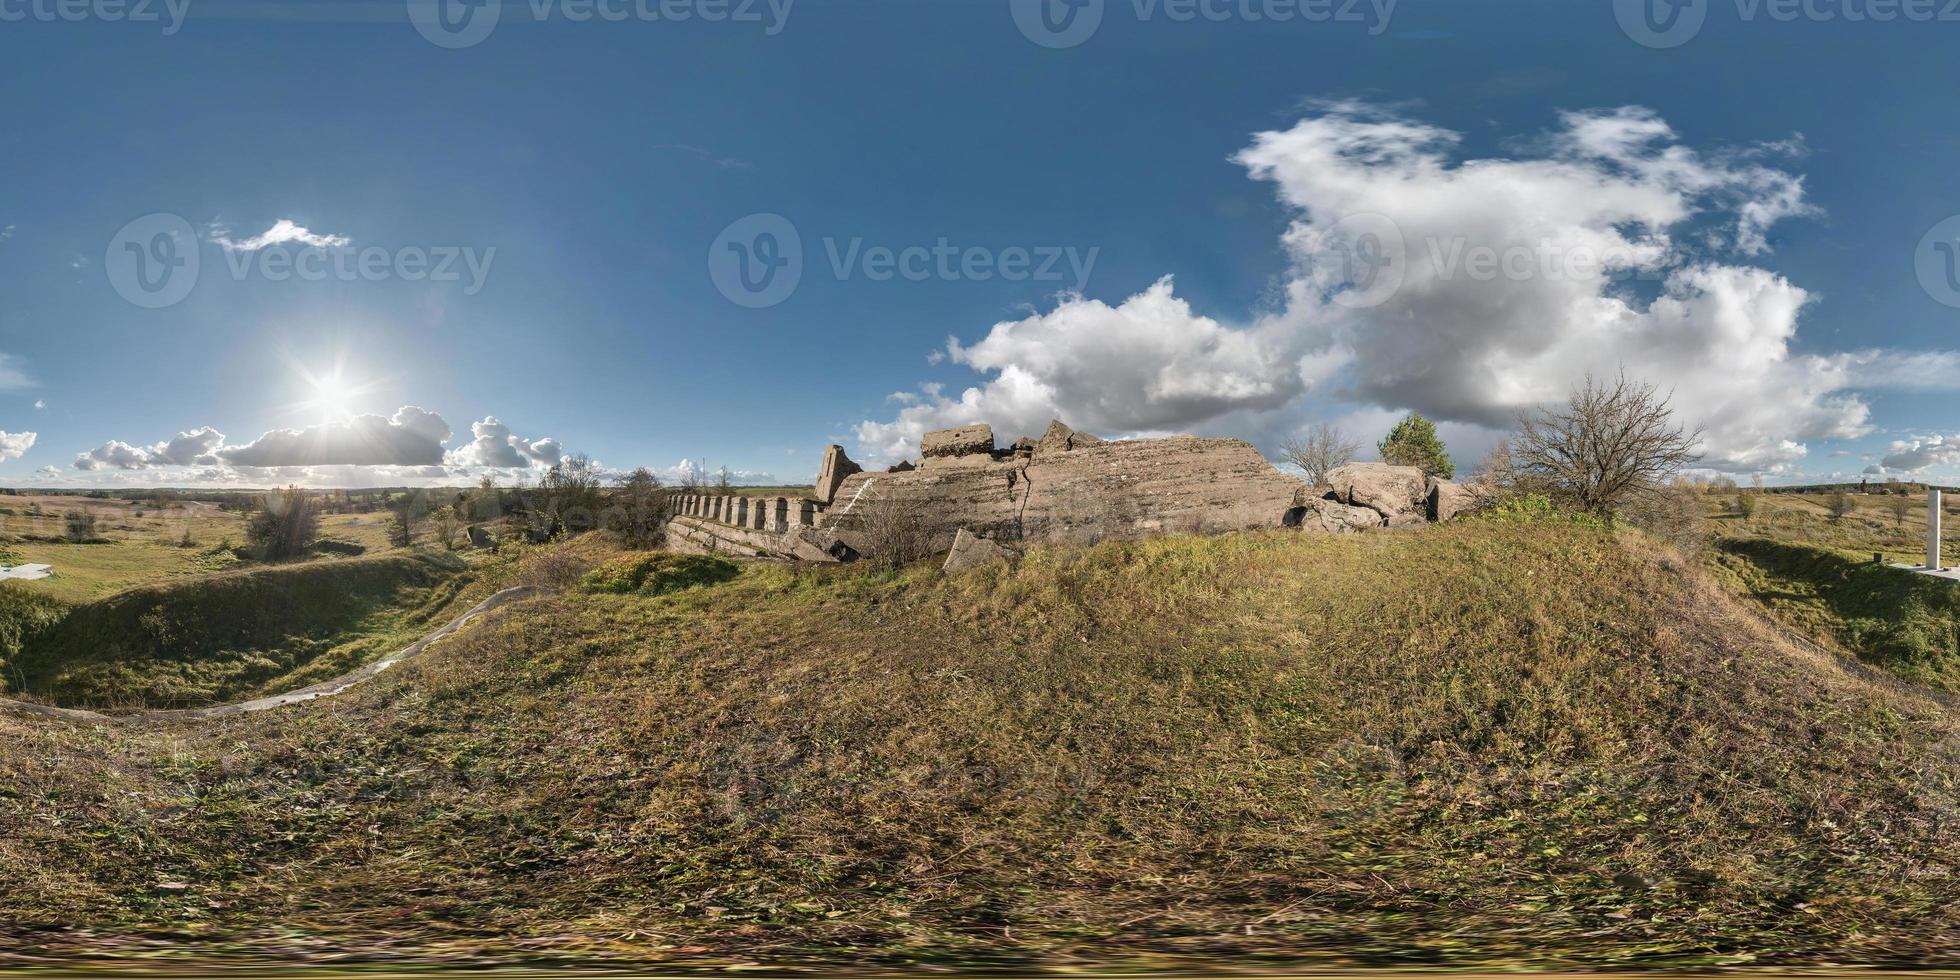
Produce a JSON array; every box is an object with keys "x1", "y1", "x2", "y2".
[{"x1": 666, "y1": 421, "x2": 1472, "y2": 564}]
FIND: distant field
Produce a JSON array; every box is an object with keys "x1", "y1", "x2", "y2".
[
  {"x1": 716, "y1": 485, "x2": 818, "y2": 499},
  {"x1": 0, "y1": 494, "x2": 407, "y2": 603},
  {"x1": 1705, "y1": 487, "x2": 1952, "y2": 562},
  {"x1": 1704, "y1": 488, "x2": 1960, "y2": 693}
]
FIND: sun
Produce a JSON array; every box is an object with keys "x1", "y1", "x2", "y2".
[{"x1": 306, "y1": 371, "x2": 358, "y2": 422}]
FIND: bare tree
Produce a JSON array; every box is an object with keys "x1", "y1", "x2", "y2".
[
  {"x1": 1890, "y1": 492, "x2": 1911, "y2": 527},
  {"x1": 1281, "y1": 422, "x2": 1359, "y2": 486},
  {"x1": 609, "y1": 467, "x2": 671, "y2": 550},
  {"x1": 538, "y1": 454, "x2": 605, "y2": 536},
  {"x1": 430, "y1": 504, "x2": 460, "y2": 551},
  {"x1": 1512, "y1": 373, "x2": 1703, "y2": 517},
  {"x1": 388, "y1": 492, "x2": 424, "y2": 548}
]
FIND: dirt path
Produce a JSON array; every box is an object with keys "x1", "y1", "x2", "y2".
[{"x1": 0, "y1": 586, "x2": 545, "y2": 725}]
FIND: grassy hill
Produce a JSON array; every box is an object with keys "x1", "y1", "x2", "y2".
[
  {"x1": 3, "y1": 551, "x2": 476, "y2": 709},
  {"x1": 2, "y1": 518, "x2": 1958, "y2": 970},
  {"x1": 1708, "y1": 491, "x2": 1960, "y2": 694}
]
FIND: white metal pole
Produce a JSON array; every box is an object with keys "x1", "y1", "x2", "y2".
[{"x1": 1930, "y1": 488, "x2": 1944, "y2": 571}]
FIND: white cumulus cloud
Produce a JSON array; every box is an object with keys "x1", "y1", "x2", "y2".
[
  {"x1": 209, "y1": 218, "x2": 351, "y2": 252},
  {"x1": 446, "y1": 416, "x2": 565, "y2": 469},
  {"x1": 1881, "y1": 434, "x2": 1960, "y2": 473},
  {"x1": 855, "y1": 104, "x2": 1958, "y2": 474},
  {"x1": 0, "y1": 430, "x2": 35, "y2": 462}
]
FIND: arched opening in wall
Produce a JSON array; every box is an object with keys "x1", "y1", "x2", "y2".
[{"x1": 1282, "y1": 506, "x2": 1309, "y2": 528}]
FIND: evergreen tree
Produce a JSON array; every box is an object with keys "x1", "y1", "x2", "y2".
[{"x1": 1378, "y1": 413, "x2": 1455, "y2": 480}]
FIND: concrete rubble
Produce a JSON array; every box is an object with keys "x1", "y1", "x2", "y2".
[{"x1": 664, "y1": 420, "x2": 1473, "y2": 564}]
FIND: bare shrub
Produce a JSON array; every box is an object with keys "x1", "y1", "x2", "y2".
[
  {"x1": 518, "y1": 546, "x2": 590, "y2": 590},
  {"x1": 1281, "y1": 422, "x2": 1358, "y2": 486},
  {"x1": 62, "y1": 510, "x2": 98, "y2": 543},
  {"x1": 1828, "y1": 489, "x2": 1854, "y2": 522},
  {"x1": 1512, "y1": 372, "x2": 1702, "y2": 519},
  {"x1": 1891, "y1": 493, "x2": 1911, "y2": 526},
  {"x1": 246, "y1": 486, "x2": 320, "y2": 560},
  {"x1": 1620, "y1": 478, "x2": 1707, "y2": 558},
  {"x1": 855, "y1": 484, "x2": 932, "y2": 569}
]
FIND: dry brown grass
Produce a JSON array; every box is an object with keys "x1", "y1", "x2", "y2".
[{"x1": 1, "y1": 519, "x2": 1958, "y2": 971}]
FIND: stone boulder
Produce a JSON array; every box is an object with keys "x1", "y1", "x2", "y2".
[
  {"x1": 1328, "y1": 463, "x2": 1429, "y2": 521},
  {"x1": 1428, "y1": 478, "x2": 1475, "y2": 522},
  {"x1": 1296, "y1": 498, "x2": 1385, "y2": 533},
  {"x1": 943, "y1": 528, "x2": 1013, "y2": 573},
  {"x1": 1035, "y1": 419, "x2": 1103, "y2": 456},
  {"x1": 466, "y1": 525, "x2": 497, "y2": 550},
  {"x1": 921, "y1": 424, "x2": 995, "y2": 460},
  {"x1": 814, "y1": 444, "x2": 863, "y2": 505}
]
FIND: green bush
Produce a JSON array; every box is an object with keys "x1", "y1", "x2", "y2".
[
  {"x1": 1479, "y1": 493, "x2": 1615, "y2": 530},
  {"x1": 581, "y1": 553, "x2": 741, "y2": 597},
  {"x1": 0, "y1": 585, "x2": 67, "y2": 686}
]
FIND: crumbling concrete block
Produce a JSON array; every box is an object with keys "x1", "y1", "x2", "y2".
[
  {"x1": 815, "y1": 444, "x2": 863, "y2": 505},
  {"x1": 921, "y1": 424, "x2": 995, "y2": 460},
  {"x1": 943, "y1": 528, "x2": 1013, "y2": 573},
  {"x1": 1035, "y1": 419, "x2": 1103, "y2": 456}
]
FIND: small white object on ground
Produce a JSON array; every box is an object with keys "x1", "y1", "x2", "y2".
[{"x1": 0, "y1": 563, "x2": 53, "y2": 581}]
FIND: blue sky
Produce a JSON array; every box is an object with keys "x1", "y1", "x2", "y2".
[{"x1": 2, "y1": 0, "x2": 1958, "y2": 487}]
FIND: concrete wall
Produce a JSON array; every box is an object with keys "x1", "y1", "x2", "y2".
[{"x1": 672, "y1": 493, "x2": 828, "y2": 534}]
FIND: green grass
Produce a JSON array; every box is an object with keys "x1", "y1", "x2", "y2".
[
  {"x1": 580, "y1": 552, "x2": 742, "y2": 596},
  {"x1": 1704, "y1": 490, "x2": 1960, "y2": 694},
  {"x1": 4, "y1": 551, "x2": 478, "y2": 709},
  {"x1": 3, "y1": 519, "x2": 1959, "y2": 970},
  {"x1": 1712, "y1": 538, "x2": 1960, "y2": 693}
]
